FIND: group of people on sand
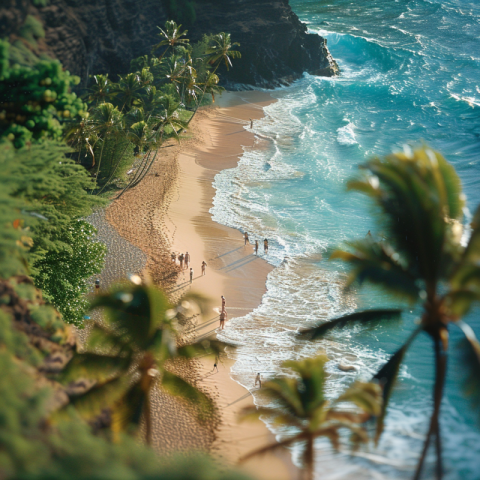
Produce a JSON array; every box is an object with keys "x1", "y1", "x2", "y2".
[
  {"x1": 171, "y1": 251, "x2": 207, "y2": 283},
  {"x1": 243, "y1": 232, "x2": 268, "y2": 255}
]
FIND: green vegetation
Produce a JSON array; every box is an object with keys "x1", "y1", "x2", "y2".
[
  {"x1": 61, "y1": 21, "x2": 240, "y2": 196},
  {"x1": 302, "y1": 147, "x2": 480, "y2": 479},
  {"x1": 0, "y1": 276, "x2": 252, "y2": 479},
  {"x1": 0, "y1": 40, "x2": 85, "y2": 149},
  {"x1": 62, "y1": 283, "x2": 227, "y2": 444},
  {"x1": 33, "y1": 220, "x2": 106, "y2": 326},
  {"x1": 240, "y1": 356, "x2": 382, "y2": 480},
  {"x1": 0, "y1": 13, "x2": 252, "y2": 480},
  {"x1": 0, "y1": 141, "x2": 105, "y2": 325}
]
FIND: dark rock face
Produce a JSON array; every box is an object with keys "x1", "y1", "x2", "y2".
[
  {"x1": 190, "y1": 0, "x2": 338, "y2": 88},
  {"x1": 36, "y1": 0, "x2": 168, "y2": 86},
  {"x1": 1, "y1": 0, "x2": 338, "y2": 88}
]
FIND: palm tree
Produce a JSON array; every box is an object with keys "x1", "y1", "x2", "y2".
[
  {"x1": 205, "y1": 32, "x2": 241, "y2": 71},
  {"x1": 84, "y1": 74, "x2": 115, "y2": 105},
  {"x1": 240, "y1": 356, "x2": 382, "y2": 480},
  {"x1": 114, "y1": 73, "x2": 145, "y2": 112},
  {"x1": 64, "y1": 114, "x2": 98, "y2": 167},
  {"x1": 90, "y1": 103, "x2": 124, "y2": 190},
  {"x1": 152, "y1": 20, "x2": 190, "y2": 61},
  {"x1": 301, "y1": 147, "x2": 480, "y2": 480},
  {"x1": 62, "y1": 280, "x2": 226, "y2": 444},
  {"x1": 199, "y1": 72, "x2": 224, "y2": 104},
  {"x1": 188, "y1": 33, "x2": 240, "y2": 124}
]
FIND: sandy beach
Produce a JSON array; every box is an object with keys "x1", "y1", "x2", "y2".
[{"x1": 105, "y1": 91, "x2": 296, "y2": 479}]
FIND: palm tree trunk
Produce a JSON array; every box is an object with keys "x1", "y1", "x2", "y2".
[
  {"x1": 116, "y1": 150, "x2": 151, "y2": 199},
  {"x1": 96, "y1": 138, "x2": 130, "y2": 195},
  {"x1": 413, "y1": 330, "x2": 447, "y2": 480},
  {"x1": 130, "y1": 150, "x2": 158, "y2": 188},
  {"x1": 303, "y1": 436, "x2": 314, "y2": 480},
  {"x1": 92, "y1": 135, "x2": 107, "y2": 192},
  {"x1": 187, "y1": 64, "x2": 220, "y2": 126}
]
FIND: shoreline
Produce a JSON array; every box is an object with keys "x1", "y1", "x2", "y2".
[{"x1": 106, "y1": 91, "x2": 296, "y2": 479}]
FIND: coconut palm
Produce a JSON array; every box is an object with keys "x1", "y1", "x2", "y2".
[
  {"x1": 188, "y1": 34, "x2": 240, "y2": 124},
  {"x1": 160, "y1": 54, "x2": 197, "y2": 104},
  {"x1": 205, "y1": 32, "x2": 241, "y2": 71},
  {"x1": 89, "y1": 103, "x2": 124, "y2": 189},
  {"x1": 199, "y1": 72, "x2": 224, "y2": 104},
  {"x1": 152, "y1": 20, "x2": 190, "y2": 61},
  {"x1": 301, "y1": 147, "x2": 480, "y2": 480},
  {"x1": 62, "y1": 280, "x2": 226, "y2": 444},
  {"x1": 64, "y1": 114, "x2": 97, "y2": 167},
  {"x1": 138, "y1": 86, "x2": 169, "y2": 117},
  {"x1": 240, "y1": 356, "x2": 382, "y2": 480},
  {"x1": 84, "y1": 74, "x2": 115, "y2": 105},
  {"x1": 114, "y1": 73, "x2": 145, "y2": 112}
]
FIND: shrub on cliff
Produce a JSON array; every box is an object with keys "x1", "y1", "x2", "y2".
[
  {"x1": 0, "y1": 141, "x2": 105, "y2": 324},
  {"x1": 0, "y1": 41, "x2": 86, "y2": 149}
]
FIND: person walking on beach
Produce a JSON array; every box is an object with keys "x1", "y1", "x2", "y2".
[
  {"x1": 190, "y1": 267, "x2": 194, "y2": 283},
  {"x1": 244, "y1": 232, "x2": 249, "y2": 246},
  {"x1": 171, "y1": 252, "x2": 176, "y2": 263},
  {"x1": 221, "y1": 295, "x2": 226, "y2": 310},
  {"x1": 254, "y1": 240, "x2": 259, "y2": 255},
  {"x1": 249, "y1": 118, "x2": 254, "y2": 129},
  {"x1": 185, "y1": 251, "x2": 190, "y2": 269},
  {"x1": 219, "y1": 308, "x2": 227, "y2": 329},
  {"x1": 201, "y1": 260, "x2": 207, "y2": 275},
  {"x1": 213, "y1": 361, "x2": 218, "y2": 373},
  {"x1": 264, "y1": 238, "x2": 269, "y2": 254},
  {"x1": 255, "y1": 372, "x2": 262, "y2": 388},
  {"x1": 179, "y1": 253, "x2": 184, "y2": 269}
]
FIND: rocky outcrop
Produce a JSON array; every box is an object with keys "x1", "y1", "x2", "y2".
[
  {"x1": 1, "y1": 0, "x2": 338, "y2": 88},
  {"x1": 191, "y1": 0, "x2": 338, "y2": 88}
]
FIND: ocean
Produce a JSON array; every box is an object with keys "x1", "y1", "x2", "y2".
[{"x1": 214, "y1": 1, "x2": 480, "y2": 478}]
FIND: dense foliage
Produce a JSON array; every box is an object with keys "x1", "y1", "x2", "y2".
[
  {"x1": 33, "y1": 220, "x2": 106, "y2": 326},
  {"x1": 0, "y1": 40, "x2": 85, "y2": 149},
  {"x1": 0, "y1": 141, "x2": 105, "y2": 324},
  {"x1": 63, "y1": 282, "x2": 226, "y2": 443},
  {"x1": 64, "y1": 21, "x2": 238, "y2": 196},
  {"x1": 0, "y1": 277, "x2": 252, "y2": 480}
]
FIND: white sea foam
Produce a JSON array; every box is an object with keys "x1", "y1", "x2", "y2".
[{"x1": 337, "y1": 122, "x2": 358, "y2": 145}]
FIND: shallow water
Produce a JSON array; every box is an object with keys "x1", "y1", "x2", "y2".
[{"x1": 215, "y1": 1, "x2": 480, "y2": 478}]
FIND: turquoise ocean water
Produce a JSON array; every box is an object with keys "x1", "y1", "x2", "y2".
[{"x1": 215, "y1": 1, "x2": 480, "y2": 478}]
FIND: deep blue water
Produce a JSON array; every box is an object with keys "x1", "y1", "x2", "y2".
[{"x1": 214, "y1": 1, "x2": 480, "y2": 478}]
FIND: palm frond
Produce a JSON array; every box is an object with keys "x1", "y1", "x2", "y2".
[
  {"x1": 161, "y1": 370, "x2": 213, "y2": 418},
  {"x1": 262, "y1": 378, "x2": 305, "y2": 418},
  {"x1": 111, "y1": 381, "x2": 145, "y2": 434},
  {"x1": 61, "y1": 352, "x2": 131, "y2": 383},
  {"x1": 331, "y1": 239, "x2": 419, "y2": 301},
  {"x1": 68, "y1": 376, "x2": 129, "y2": 419},
  {"x1": 455, "y1": 321, "x2": 480, "y2": 423},
  {"x1": 373, "y1": 327, "x2": 421, "y2": 442},
  {"x1": 350, "y1": 147, "x2": 464, "y2": 285},
  {"x1": 334, "y1": 381, "x2": 382, "y2": 417},
  {"x1": 284, "y1": 356, "x2": 328, "y2": 413},
  {"x1": 444, "y1": 289, "x2": 480, "y2": 317},
  {"x1": 300, "y1": 309, "x2": 402, "y2": 340}
]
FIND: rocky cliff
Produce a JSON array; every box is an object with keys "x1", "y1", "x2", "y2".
[{"x1": 1, "y1": 0, "x2": 338, "y2": 88}]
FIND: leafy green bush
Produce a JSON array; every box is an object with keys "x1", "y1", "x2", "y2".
[
  {"x1": 33, "y1": 220, "x2": 106, "y2": 326},
  {"x1": 0, "y1": 40, "x2": 86, "y2": 148}
]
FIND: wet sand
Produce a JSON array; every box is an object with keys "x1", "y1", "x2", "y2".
[{"x1": 105, "y1": 91, "x2": 296, "y2": 479}]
